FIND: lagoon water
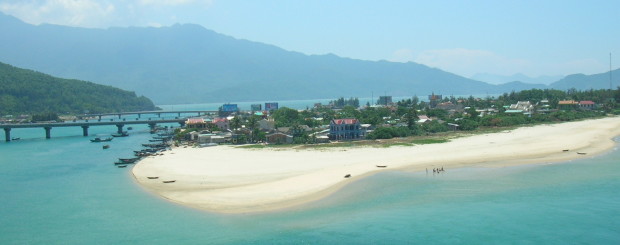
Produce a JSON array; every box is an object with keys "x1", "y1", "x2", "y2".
[{"x1": 1, "y1": 115, "x2": 619, "y2": 244}]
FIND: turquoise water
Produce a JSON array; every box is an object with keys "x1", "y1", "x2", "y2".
[{"x1": 1, "y1": 124, "x2": 619, "y2": 244}]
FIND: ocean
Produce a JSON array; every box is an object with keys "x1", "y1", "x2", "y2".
[{"x1": 1, "y1": 106, "x2": 619, "y2": 244}]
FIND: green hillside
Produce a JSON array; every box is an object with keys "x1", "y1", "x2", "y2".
[{"x1": 0, "y1": 62, "x2": 158, "y2": 115}]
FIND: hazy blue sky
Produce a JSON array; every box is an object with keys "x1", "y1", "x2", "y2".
[{"x1": 1, "y1": 0, "x2": 618, "y2": 78}]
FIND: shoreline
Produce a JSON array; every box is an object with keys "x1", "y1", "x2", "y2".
[{"x1": 132, "y1": 117, "x2": 620, "y2": 214}]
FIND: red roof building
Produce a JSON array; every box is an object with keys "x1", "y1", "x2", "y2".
[{"x1": 578, "y1": 101, "x2": 596, "y2": 110}]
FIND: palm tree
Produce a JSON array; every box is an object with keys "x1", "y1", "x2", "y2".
[
  {"x1": 230, "y1": 116, "x2": 242, "y2": 132},
  {"x1": 246, "y1": 115, "x2": 259, "y2": 142}
]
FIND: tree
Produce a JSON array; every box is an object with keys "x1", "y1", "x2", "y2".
[
  {"x1": 230, "y1": 116, "x2": 242, "y2": 132},
  {"x1": 246, "y1": 115, "x2": 259, "y2": 142},
  {"x1": 405, "y1": 107, "x2": 418, "y2": 130},
  {"x1": 272, "y1": 107, "x2": 300, "y2": 127}
]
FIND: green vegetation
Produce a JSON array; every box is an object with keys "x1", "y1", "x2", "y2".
[
  {"x1": 0, "y1": 62, "x2": 158, "y2": 115},
  {"x1": 411, "y1": 138, "x2": 449, "y2": 144}
]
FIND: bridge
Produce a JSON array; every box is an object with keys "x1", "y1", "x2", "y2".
[
  {"x1": 1, "y1": 118, "x2": 186, "y2": 142},
  {"x1": 84, "y1": 110, "x2": 219, "y2": 120}
]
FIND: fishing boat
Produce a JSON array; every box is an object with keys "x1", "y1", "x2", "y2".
[
  {"x1": 11, "y1": 137, "x2": 20, "y2": 140},
  {"x1": 102, "y1": 145, "x2": 110, "y2": 149},
  {"x1": 147, "y1": 177, "x2": 159, "y2": 179},
  {"x1": 117, "y1": 165, "x2": 127, "y2": 168},
  {"x1": 344, "y1": 174, "x2": 351, "y2": 178},
  {"x1": 142, "y1": 143, "x2": 167, "y2": 148},
  {"x1": 91, "y1": 137, "x2": 113, "y2": 142},
  {"x1": 118, "y1": 158, "x2": 140, "y2": 163},
  {"x1": 162, "y1": 180, "x2": 176, "y2": 183},
  {"x1": 112, "y1": 132, "x2": 129, "y2": 137},
  {"x1": 577, "y1": 152, "x2": 587, "y2": 155},
  {"x1": 114, "y1": 161, "x2": 134, "y2": 165},
  {"x1": 376, "y1": 165, "x2": 387, "y2": 168}
]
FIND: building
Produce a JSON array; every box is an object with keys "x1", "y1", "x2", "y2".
[
  {"x1": 377, "y1": 96, "x2": 392, "y2": 106},
  {"x1": 329, "y1": 118, "x2": 364, "y2": 140},
  {"x1": 212, "y1": 118, "x2": 230, "y2": 131},
  {"x1": 558, "y1": 100, "x2": 578, "y2": 110},
  {"x1": 509, "y1": 101, "x2": 534, "y2": 113},
  {"x1": 185, "y1": 118, "x2": 207, "y2": 129},
  {"x1": 221, "y1": 104, "x2": 238, "y2": 112},
  {"x1": 417, "y1": 115, "x2": 432, "y2": 123},
  {"x1": 251, "y1": 104, "x2": 262, "y2": 111},
  {"x1": 578, "y1": 101, "x2": 596, "y2": 110},
  {"x1": 428, "y1": 93, "x2": 443, "y2": 108},
  {"x1": 258, "y1": 119, "x2": 276, "y2": 131},
  {"x1": 265, "y1": 102, "x2": 279, "y2": 111},
  {"x1": 266, "y1": 132, "x2": 293, "y2": 144}
]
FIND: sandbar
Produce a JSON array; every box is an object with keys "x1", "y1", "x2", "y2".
[{"x1": 132, "y1": 117, "x2": 620, "y2": 213}]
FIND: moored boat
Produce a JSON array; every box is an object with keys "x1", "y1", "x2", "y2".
[
  {"x1": 91, "y1": 137, "x2": 113, "y2": 142},
  {"x1": 112, "y1": 132, "x2": 129, "y2": 137},
  {"x1": 102, "y1": 145, "x2": 110, "y2": 149},
  {"x1": 162, "y1": 180, "x2": 176, "y2": 183},
  {"x1": 119, "y1": 157, "x2": 140, "y2": 163},
  {"x1": 117, "y1": 165, "x2": 127, "y2": 168}
]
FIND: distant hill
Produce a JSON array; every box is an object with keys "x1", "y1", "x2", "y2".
[
  {"x1": 0, "y1": 12, "x2": 610, "y2": 104},
  {"x1": 471, "y1": 73, "x2": 563, "y2": 85},
  {"x1": 497, "y1": 81, "x2": 547, "y2": 91},
  {"x1": 0, "y1": 62, "x2": 158, "y2": 115},
  {"x1": 549, "y1": 69, "x2": 620, "y2": 91}
]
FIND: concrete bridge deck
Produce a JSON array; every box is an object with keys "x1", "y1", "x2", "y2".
[{"x1": 1, "y1": 118, "x2": 186, "y2": 141}]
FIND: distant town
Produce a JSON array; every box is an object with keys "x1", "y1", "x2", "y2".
[{"x1": 176, "y1": 88, "x2": 620, "y2": 147}]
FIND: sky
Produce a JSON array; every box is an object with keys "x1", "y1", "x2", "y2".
[{"x1": 1, "y1": 0, "x2": 619, "y2": 79}]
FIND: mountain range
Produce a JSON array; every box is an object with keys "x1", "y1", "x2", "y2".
[{"x1": 0, "y1": 12, "x2": 617, "y2": 105}]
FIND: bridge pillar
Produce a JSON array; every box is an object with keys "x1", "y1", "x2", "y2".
[
  {"x1": 178, "y1": 121, "x2": 186, "y2": 127},
  {"x1": 138, "y1": 113, "x2": 141, "y2": 118},
  {"x1": 98, "y1": 115, "x2": 102, "y2": 120},
  {"x1": 148, "y1": 123, "x2": 157, "y2": 130},
  {"x1": 118, "y1": 114, "x2": 121, "y2": 119},
  {"x1": 179, "y1": 112, "x2": 182, "y2": 117},
  {"x1": 157, "y1": 113, "x2": 161, "y2": 117},
  {"x1": 44, "y1": 127, "x2": 52, "y2": 139},
  {"x1": 81, "y1": 126, "x2": 89, "y2": 136},
  {"x1": 4, "y1": 128, "x2": 11, "y2": 142},
  {"x1": 116, "y1": 124, "x2": 124, "y2": 134}
]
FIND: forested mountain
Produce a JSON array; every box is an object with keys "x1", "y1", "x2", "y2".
[
  {"x1": 0, "y1": 62, "x2": 158, "y2": 115},
  {"x1": 0, "y1": 12, "x2": 546, "y2": 105},
  {"x1": 550, "y1": 69, "x2": 620, "y2": 90}
]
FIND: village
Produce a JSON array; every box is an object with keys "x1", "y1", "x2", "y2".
[{"x1": 178, "y1": 89, "x2": 615, "y2": 146}]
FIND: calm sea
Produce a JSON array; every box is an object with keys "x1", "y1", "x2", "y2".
[{"x1": 1, "y1": 108, "x2": 619, "y2": 244}]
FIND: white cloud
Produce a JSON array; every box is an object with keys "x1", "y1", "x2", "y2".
[
  {"x1": 0, "y1": 0, "x2": 116, "y2": 27},
  {"x1": 0, "y1": 0, "x2": 214, "y2": 28},
  {"x1": 138, "y1": 0, "x2": 213, "y2": 7},
  {"x1": 389, "y1": 48, "x2": 414, "y2": 63}
]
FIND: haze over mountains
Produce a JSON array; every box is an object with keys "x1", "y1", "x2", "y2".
[
  {"x1": 471, "y1": 73, "x2": 564, "y2": 85},
  {"x1": 0, "y1": 12, "x2": 617, "y2": 105}
]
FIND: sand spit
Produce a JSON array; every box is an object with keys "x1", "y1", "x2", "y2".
[{"x1": 133, "y1": 117, "x2": 620, "y2": 213}]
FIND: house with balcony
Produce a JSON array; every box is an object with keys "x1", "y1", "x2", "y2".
[{"x1": 329, "y1": 118, "x2": 364, "y2": 140}]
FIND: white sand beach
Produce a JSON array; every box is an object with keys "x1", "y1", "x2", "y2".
[{"x1": 132, "y1": 117, "x2": 620, "y2": 213}]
